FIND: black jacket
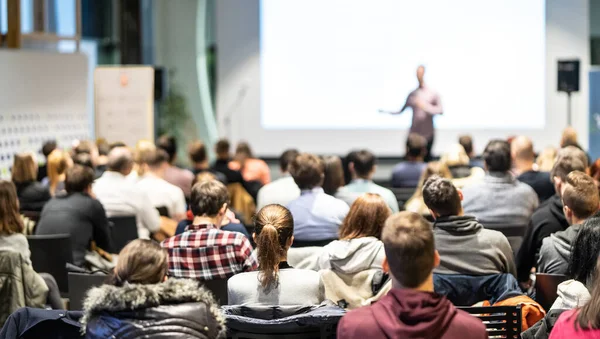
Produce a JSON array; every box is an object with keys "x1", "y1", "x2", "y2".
[
  {"x1": 82, "y1": 278, "x2": 225, "y2": 339},
  {"x1": 516, "y1": 195, "x2": 568, "y2": 282},
  {"x1": 521, "y1": 309, "x2": 567, "y2": 339},
  {"x1": 0, "y1": 308, "x2": 83, "y2": 339},
  {"x1": 15, "y1": 181, "x2": 51, "y2": 212}
]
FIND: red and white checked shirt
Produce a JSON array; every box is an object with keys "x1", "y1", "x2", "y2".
[{"x1": 161, "y1": 223, "x2": 258, "y2": 281}]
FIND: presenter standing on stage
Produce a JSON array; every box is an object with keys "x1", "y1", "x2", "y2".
[{"x1": 382, "y1": 65, "x2": 443, "y2": 160}]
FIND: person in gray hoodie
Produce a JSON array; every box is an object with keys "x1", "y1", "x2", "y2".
[
  {"x1": 538, "y1": 171, "x2": 599, "y2": 275},
  {"x1": 423, "y1": 176, "x2": 516, "y2": 276}
]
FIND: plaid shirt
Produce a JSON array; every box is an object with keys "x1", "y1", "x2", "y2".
[{"x1": 161, "y1": 223, "x2": 258, "y2": 281}]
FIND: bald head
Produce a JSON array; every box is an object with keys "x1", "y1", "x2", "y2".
[
  {"x1": 107, "y1": 147, "x2": 134, "y2": 175},
  {"x1": 511, "y1": 136, "x2": 535, "y2": 162}
]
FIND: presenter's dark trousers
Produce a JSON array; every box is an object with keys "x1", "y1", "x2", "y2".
[{"x1": 425, "y1": 135, "x2": 434, "y2": 162}]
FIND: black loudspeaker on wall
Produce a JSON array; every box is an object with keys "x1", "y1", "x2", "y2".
[
  {"x1": 154, "y1": 67, "x2": 168, "y2": 102},
  {"x1": 557, "y1": 59, "x2": 580, "y2": 93}
]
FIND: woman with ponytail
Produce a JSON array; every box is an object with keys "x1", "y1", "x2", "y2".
[{"x1": 228, "y1": 204, "x2": 324, "y2": 305}]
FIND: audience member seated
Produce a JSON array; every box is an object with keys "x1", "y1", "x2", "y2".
[
  {"x1": 538, "y1": 171, "x2": 599, "y2": 275},
  {"x1": 228, "y1": 204, "x2": 324, "y2": 305},
  {"x1": 391, "y1": 133, "x2": 427, "y2": 188},
  {"x1": 462, "y1": 139, "x2": 538, "y2": 224},
  {"x1": 322, "y1": 155, "x2": 360, "y2": 206},
  {"x1": 156, "y1": 135, "x2": 195, "y2": 198},
  {"x1": 37, "y1": 140, "x2": 56, "y2": 182},
  {"x1": 337, "y1": 211, "x2": 487, "y2": 339},
  {"x1": 287, "y1": 153, "x2": 349, "y2": 246},
  {"x1": 161, "y1": 180, "x2": 257, "y2": 280},
  {"x1": 560, "y1": 126, "x2": 591, "y2": 164},
  {"x1": 440, "y1": 144, "x2": 484, "y2": 188},
  {"x1": 319, "y1": 193, "x2": 389, "y2": 272},
  {"x1": 516, "y1": 146, "x2": 588, "y2": 286},
  {"x1": 548, "y1": 258, "x2": 600, "y2": 338},
  {"x1": 93, "y1": 147, "x2": 161, "y2": 239},
  {"x1": 36, "y1": 165, "x2": 113, "y2": 267},
  {"x1": 42, "y1": 149, "x2": 72, "y2": 196},
  {"x1": 536, "y1": 146, "x2": 558, "y2": 172},
  {"x1": 459, "y1": 134, "x2": 484, "y2": 168},
  {"x1": 229, "y1": 141, "x2": 271, "y2": 185},
  {"x1": 12, "y1": 153, "x2": 51, "y2": 212},
  {"x1": 136, "y1": 149, "x2": 187, "y2": 221},
  {"x1": 512, "y1": 136, "x2": 555, "y2": 202},
  {"x1": 405, "y1": 161, "x2": 452, "y2": 215},
  {"x1": 72, "y1": 152, "x2": 94, "y2": 171},
  {"x1": 550, "y1": 218, "x2": 600, "y2": 310},
  {"x1": 128, "y1": 139, "x2": 156, "y2": 183},
  {"x1": 81, "y1": 239, "x2": 225, "y2": 338},
  {"x1": 95, "y1": 139, "x2": 110, "y2": 176},
  {"x1": 424, "y1": 176, "x2": 516, "y2": 276},
  {"x1": 345, "y1": 150, "x2": 399, "y2": 212},
  {"x1": 188, "y1": 140, "x2": 227, "y2": 184},
  {"x1": 256, "y1": 149, "x2": 300, "y2": 210},
  {"x1": 590, "y1": 158, "x2": 600, "y2": 192},
  {"x1": 211, "y1": 138, "x2": 245, "y2": 185}
]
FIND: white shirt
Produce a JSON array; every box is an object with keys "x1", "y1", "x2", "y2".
[
  {"x1": 137, "y1": 173, "x2": 187, "y2": 220},
  {"x1": 93, "y1": 171, "x2": 161, "y2": 239},
  {"x1": 256, "y1": 175, "x2": 301, "y2": 210}
]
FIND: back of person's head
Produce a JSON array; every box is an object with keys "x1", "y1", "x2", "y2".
[
  {"x1": 188, "y1": 141, "x2": 208, "y2": 164},
  {"x1": 190, "y1": 180, "x2": 229, "y2": 217},
  {"x1": 133, "y1": 140, "x2": 156, "y2": 176},
  {"x1": 65, "y1": 165, "x2": 95, "y2": 194},
  {"x1": 423, "y1": 176, "x2": 462, "y2": 217},
  {"x1": 322, "y1": 155, "x2": 345, "y2": 195},
  {"x1": 590, "y1": 158, "x2": 600, "y2": 191},
  {"x1": 42, "y1": 140, "x2": 57, "y2": 159},
  {"x1": 560, "y1": 126, "x2": 579, "y2": 148},
  {"x1": 551, "y1": 146, "x2": 588, "y2": 188},
  {"x1": 441, "y1": 144, "x2": 470, "y2": 167},
  {"x1": 109, "y1": 141, "x2": 127, "y2": 150},
  {"x1": 382, "y1": 211, "x2": 435, "y2": 288},
  {"x1": 96, "y1": 139, "x2": 110, "y2": 157},
  {"x1": 47, "y1": 149, "x2": 71, "y2": 194},
  {"x1": 11, "y1": 153, "x2": 37, "y2": 184},
  {"x1": 343, "y1": 150, "x2": 359, "y2": 185},
  {"x1": 215, "y1": 139, "x2": 230, "y2": 159},
  {"x1": 410, "y1": 162, "x2": 452, "y2": 201},
  {"x1": 511, "y1": 136, "x2": 535, "y2": 162},
  {"x1": 406, "y1": 133, "x2": 427, "y2": 159},
  {"x1": 575, "y1": 249, "x2": 600, "y2": 330},
  {"x1": 146, "y1": 149, "x2": 170, "y2": 170},
  {"x1": 107, "y1": 147, "x2": 134, "y2": 175},
  {"x1": 156, "y1": 135, "x2": 177, "y2": 163},
  {"x1": 483, "y1": 139, "x2": 511, "y2": 172},
  {"x1": 561, "y1": 171, "x2": 599, "y2": 221},
  {"x1": 536, "y1": 146, "x2": 558, "y2": 172},
  {"x1": 0, "y1": 180, "x2": 24, "y2": 235},
  {"x1": 279, "y1": 149, "x2": 300, "y2": 173},
  {"x1": 458, "y1": 135, "x2": 473, "y2": 157},
  {"x1": 289, "y1": 153, "x2": 324, "y2": 190},
  {"x1": 351, "y1": 150, "x2": 376, "y2": 178},
  {"x1": 192, "y1": 172, "x2": 218, "y2": 187},
  {"x1": 74, "y1": 140, "x2": 98, "y2": 156},
  {"x1": 73, "y1": 153, "x2": 94, "y2": 170},
  {"x1": 235, "y1": 142, "x2": 253, "y2": 158},
  {"x1": 568, "y1": 217, "x2": 600, "y2": 285},
  {"x1": 340, "y1": 193, "x2": 391, "y2": 240},
  {"x1": 110, "y1": 239, "x2": 168, "y2": 287},
  {"x1": 254, "y1": 204, "x2": 294, "y2": 290}
]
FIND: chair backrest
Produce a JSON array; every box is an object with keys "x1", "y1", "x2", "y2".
[
  {"x1": 156, "y1": 206, "x2": 169, "y2": 217},
  {"x1": 203, "y1": 278, "x2": 229, "y2": 306},
  {"x1": 390, "y1": 187, "x2": 416, "y2": 207},
  {"x1": 107, "y1": 216, "x2": 138, "y2": 253},
  {"x1": 483, "y1": 223, "x2": 528, "y2": 255},
  {"x1": 292, "y1": 239, "x2": 336, "y2": 248},
  {"x1": 458, "y1": 305, "x2": 522, "y2": 339},
  {"x1": 535, "y1": 273, "x2": 569, "y2": 311},
  {"x1": 68, "y1": 273, "x2": 108, "y2": 310},
  {"x1": 27, "y1": 234, "x2": 73, "y2": 295}
]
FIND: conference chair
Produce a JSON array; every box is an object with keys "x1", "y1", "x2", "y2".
[
  {"x1": 203, "y1": 278, "x2": 228, "y2": 306},
  {"x1": 68, "y1": 272, "x2": 108, "y2": 310},
  {"x1": 390, "y1": 187, "x2": 416, "y2": 208},
  {"x1": 458, "y1": 305, "x2": 522, "y2": 339},
  {"x1": 27, "y1": 234, "x2": 73, "y2": 295},
  {"x1": 483, "y1": 223, "x2": 528, "y2": 255},
  {"x1": 535, "y1": 273, "x2": 569, "y2": 311},
  {"x1": 108, "y1": 216, "x2": 138, "y2": 253}
]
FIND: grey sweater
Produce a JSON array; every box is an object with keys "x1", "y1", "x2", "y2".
[
  {"x1": 537, "y1": 224, "x2": 581, "y2": 275},
  {"x1": 434, "y1": 215, "x2": 517, "y2": 276}
]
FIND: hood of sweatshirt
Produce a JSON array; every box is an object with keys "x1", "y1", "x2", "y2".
[
  {"x1": 322, "y1": 237, "x2": 384, "y2": 274},
  {"x1": 551, "y1": 224, "x2": 581, "y2": 262},
  {"x1": 552, "y1": 279, "x2": 591, "y2": 310},
  {"x1": 372, "y1": 289, "x2": 457, "y2": 339},
  {"x1": 434, "y1": 215, "x2": 482, "y2": 234}
]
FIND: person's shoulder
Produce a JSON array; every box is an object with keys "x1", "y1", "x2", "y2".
[
  {"x1": 337, "y1": 305, "x2": 379, "y2": 337},
  {"x1": 228, "y1": 270, "x2": 257, "y2": 284}
]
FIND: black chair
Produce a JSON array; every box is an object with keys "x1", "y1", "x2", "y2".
[
  {"x1": 68, "y1": 273, "x2": 108, "y2": 310},
  {"x1": 27, "y1": 234, "x2": 73, "y2": 295},
  {"x1": 535, "y1": 273, "x2": 569, "y2": 311},
  {"x1": 483, "y1": 223, "x2": 528, "y2": 255},
  {"x1": 156, "y1": 206, "x2": 169, "y2": 217},
  {"x1": 291, "y1": 239, "x2": 337, "y2": 248},
  {"x1": 390, "y1": 187, "x2": 416, "y2": 208},
  {"x1": 203, "y1": 278, "x2": 229, "y2": 306},
  {"x1": 108, "y1": 216, "x2": 138, "y2": 253},
  {"x1": 459, "y1": 305, "x2": 522, "y2": 339}
]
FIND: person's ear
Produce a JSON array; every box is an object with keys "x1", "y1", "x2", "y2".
[
  {"x1": 219, "y1": 203, "x2": 228, "y2": 216},
  {"x1": 433, "y1": 250, "x2": 441, "y2": 268},
  {"x1": 252, "y1": 233, "x2": 257, "y2": 243},
  {"x1": 287, "y1": 235, "x2": 294, "y2": 248},
  {"x1": 564, "y1": 205, "x2": 572, "y2": 219},
  {"x1": 457, "y1": 189, "x2": 464, "y2": 201},
  {"x1": 382, "y1": 257, "x2": 389, "y2": 274}
]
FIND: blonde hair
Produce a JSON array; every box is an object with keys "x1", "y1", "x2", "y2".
[
  {"x1": 440, "y1": 144, "x2": 470, "y2": 167},
  {"x1": 47, "y1": 149, "x2": 71, "y2": 195},
  {"x1": 11, "y1": 153, "x2": 38, "y2": 184},
  {"x1": 133, "y1": 140, "x2": 156, "y2": 176},
  {"x1": 536, "y1": 146, "x2": 558, "y2": 172},
  {"x1": 405, "y1": 162, "x2": 452, "y2": 214},
  {"x1": 110, "y1": 239, "x2": 168, "y2": 286}
]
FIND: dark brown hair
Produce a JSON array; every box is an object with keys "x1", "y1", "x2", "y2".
[
  {"x1": 0, "y1": 180, "x2": 24, "y2": 235},
  {"x1": 215, "y1": 139, "x2": 230, "y2": 156},
  {"x1": 279, "y1": 149, "x2": 300, "y2": 173},
  {"x1": 562, "y1": 171, "x2": 599, "y2": 219},
  {"x1": 340, "y1": 193, "x2": 391, "y2": 240},
  {"x1": 290, "y1": 153, "x2": 324, "y2": 190},
  {"x1": 322, "y1": 155, "x2": 345, "y2": 195},
  {"x1": 406, "y1": 133, "x2": 427, "y2": 158},
  {"x1": 458, "y1": 135, "x2": 473, "y2": 155},
  {"x1": 145, "y1": 149, "x2": 170, "y2": 168},
  {"x1": 483, "y1": 139, "x2": 512, "y2": 172},
  {"x1": 422, "y1": 176, "x2": 461, "y2": 217},
  {"x1": 110, "y1": 239, "x2": 168, "y2": 286},
  {"x1": 254, "y1": 204, "x2": 294, "y2": 290},
  {"x1": 11, "y1": 153, "x2": 37, "y2": 184},
  {"x1": 576, "y1": 256, "x2": 600, "y2": 330},
  {"x1": 351, "y1": 150, "x2": 376, "y2": 178},
  {"x1": 65, "y1": 165, "x2": 95, "y2": 193},
  {"x1": 382, "y1": 212, "x2": 434, "y2": 288},
  {"x1": 190, "y1": 180, "x2": 230, "y2": 217},
  {"x1": 189, "y1": 141, "x2": 208, "y2": 164}
]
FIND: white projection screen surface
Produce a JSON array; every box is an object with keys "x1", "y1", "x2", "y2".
[{"x1": 216, "y1": 0, "x2": 548, "y2": 156}]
